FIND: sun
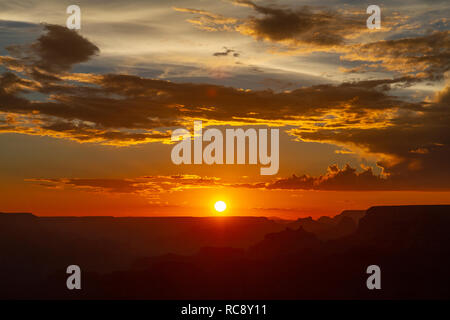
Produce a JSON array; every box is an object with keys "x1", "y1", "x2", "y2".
[{"x1": 214, "y1": 200, "x2": 227, "y2": 213}]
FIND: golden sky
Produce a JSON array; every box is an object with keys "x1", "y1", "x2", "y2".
[{"x1": 0, "y1": 0, "x2": 449, "y2": 217}]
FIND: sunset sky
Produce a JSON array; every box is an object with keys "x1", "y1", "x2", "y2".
[{"x1": 0, "y1": 0, "x2": 449, "y2": 218}]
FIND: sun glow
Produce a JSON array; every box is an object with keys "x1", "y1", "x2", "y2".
[{"x1": 214, "y1": 200, "x2": 227, "y2": 213}]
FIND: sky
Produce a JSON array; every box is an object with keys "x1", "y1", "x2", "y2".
[{"x1": 0, "y1": 0, "x2": 449, "y2": 218}]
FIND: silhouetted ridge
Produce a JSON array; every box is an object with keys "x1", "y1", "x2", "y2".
[
  {"x1": 334, "y1": 210, "x2": 366, "y2": 224},
  {"x1": 249, "y1": 227, "x2": 321, "y2": 258},
  {"x1": 3, "y1": 205, "x2": 450, "y2": 299},
  {"x1": 286, "y1": 209, "x2": 364, "y2": 240},
  {"x1": 355, "y1": 205, "x2": 450, "y2": 251},
  {"x1": 0, "y1": 212, "x2": 37, "y2": 219}
]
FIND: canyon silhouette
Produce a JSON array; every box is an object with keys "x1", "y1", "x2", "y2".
[{"x1": 1, "y1": 205, "x2": 449, "y2": 299}]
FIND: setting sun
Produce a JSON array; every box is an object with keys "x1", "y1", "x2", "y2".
[{"x1": 214, "y1": 201, "x2": 227, "y2": 213}]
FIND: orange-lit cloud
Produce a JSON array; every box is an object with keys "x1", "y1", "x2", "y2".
[
  {"x1": 26, "y1": 175, "x2": 222, "y2": 200},
  {"x1": 342, "y1": 31, "x2": 450, "y2": 79}
]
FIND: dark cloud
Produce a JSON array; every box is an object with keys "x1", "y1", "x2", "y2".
[
  {"x1": 27, "y1": 175, "x2": 221, "y2": 197},
  {"x1": 176, "y1": 3, "x2": 447, "y2": 79},
  {"x1": 213, "y1": 47, "x2": 239, "y2": 57},
  {"x1": 0, "y1": 71, "x2": 412, "y2": 135},
  {"x1": 291, "y1": 88, "x2": 450, "y2": 189},
  {"x1": 176, "y1": 2, "x2": 376, "y2": 49},
  {"x1": 26, "y1": 165, "x2": 390, "y2": 194},
  {"x1": 31, "y1": 162, "x2": 444, "y2": 193},
  {"x1": 263, "y1": 164, "x2": 389, "y2": 191},
  {"x1": 6, "y1": 24, "x2": 99, "y2": 75},
  {"x1": 237, "y1": 1, "x2": 366, "y2": 47},
  {"x1": 343, "y1": 31, "x2": 450, "y2": 79}
]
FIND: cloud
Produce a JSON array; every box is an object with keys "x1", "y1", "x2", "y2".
[
  {"x1": 1, "y1": 55, "x2": 419, "y2": 145},
  {"x1": 174, "y1": 2, "x2": 447, "y2": 79},
  {"x1": 30, "y1": 161, "x2": 447, "y2": 194},
  {"x1": 213, "y1": 47, "x2": 239, "y2": 57},
  {"x1": 175, "y1": 2, "x2": 392, "y2": 52},
  {"x1": 341, "y1": 31, "x2": 450, "y2": 79},
  {"x1": 6, "y1": 24, "x2": 99, "y2": 75},
  {"x1": 262, "y1": 164, "x2": 389, "y2": 191},
  {"x1": 22, "y1": 165, "x2": 391, "y2": 194},
  {"x1": 235, "y1": 1, "x2": 367, "y2": 47},
  {"x1": 289, "y1": 87, "x2": 450, "y2": 189},
  {"x1": 173, "y1": 7, "x2": 238, "y2": 32},
  {"x1": 27, "y1": 175, "x2": 222, "y2": 199},
  {"x1": 436, "y1": 82, "x2": 450, "y2": 104}
]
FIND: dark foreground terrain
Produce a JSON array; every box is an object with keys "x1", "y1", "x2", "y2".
[{"x1": 1, "y1": 205, "x2": 449, "y2": 299}]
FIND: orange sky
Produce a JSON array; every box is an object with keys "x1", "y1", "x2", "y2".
[{"x1": 0, "y1": 0, "x2": 449, "y2": 218}]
